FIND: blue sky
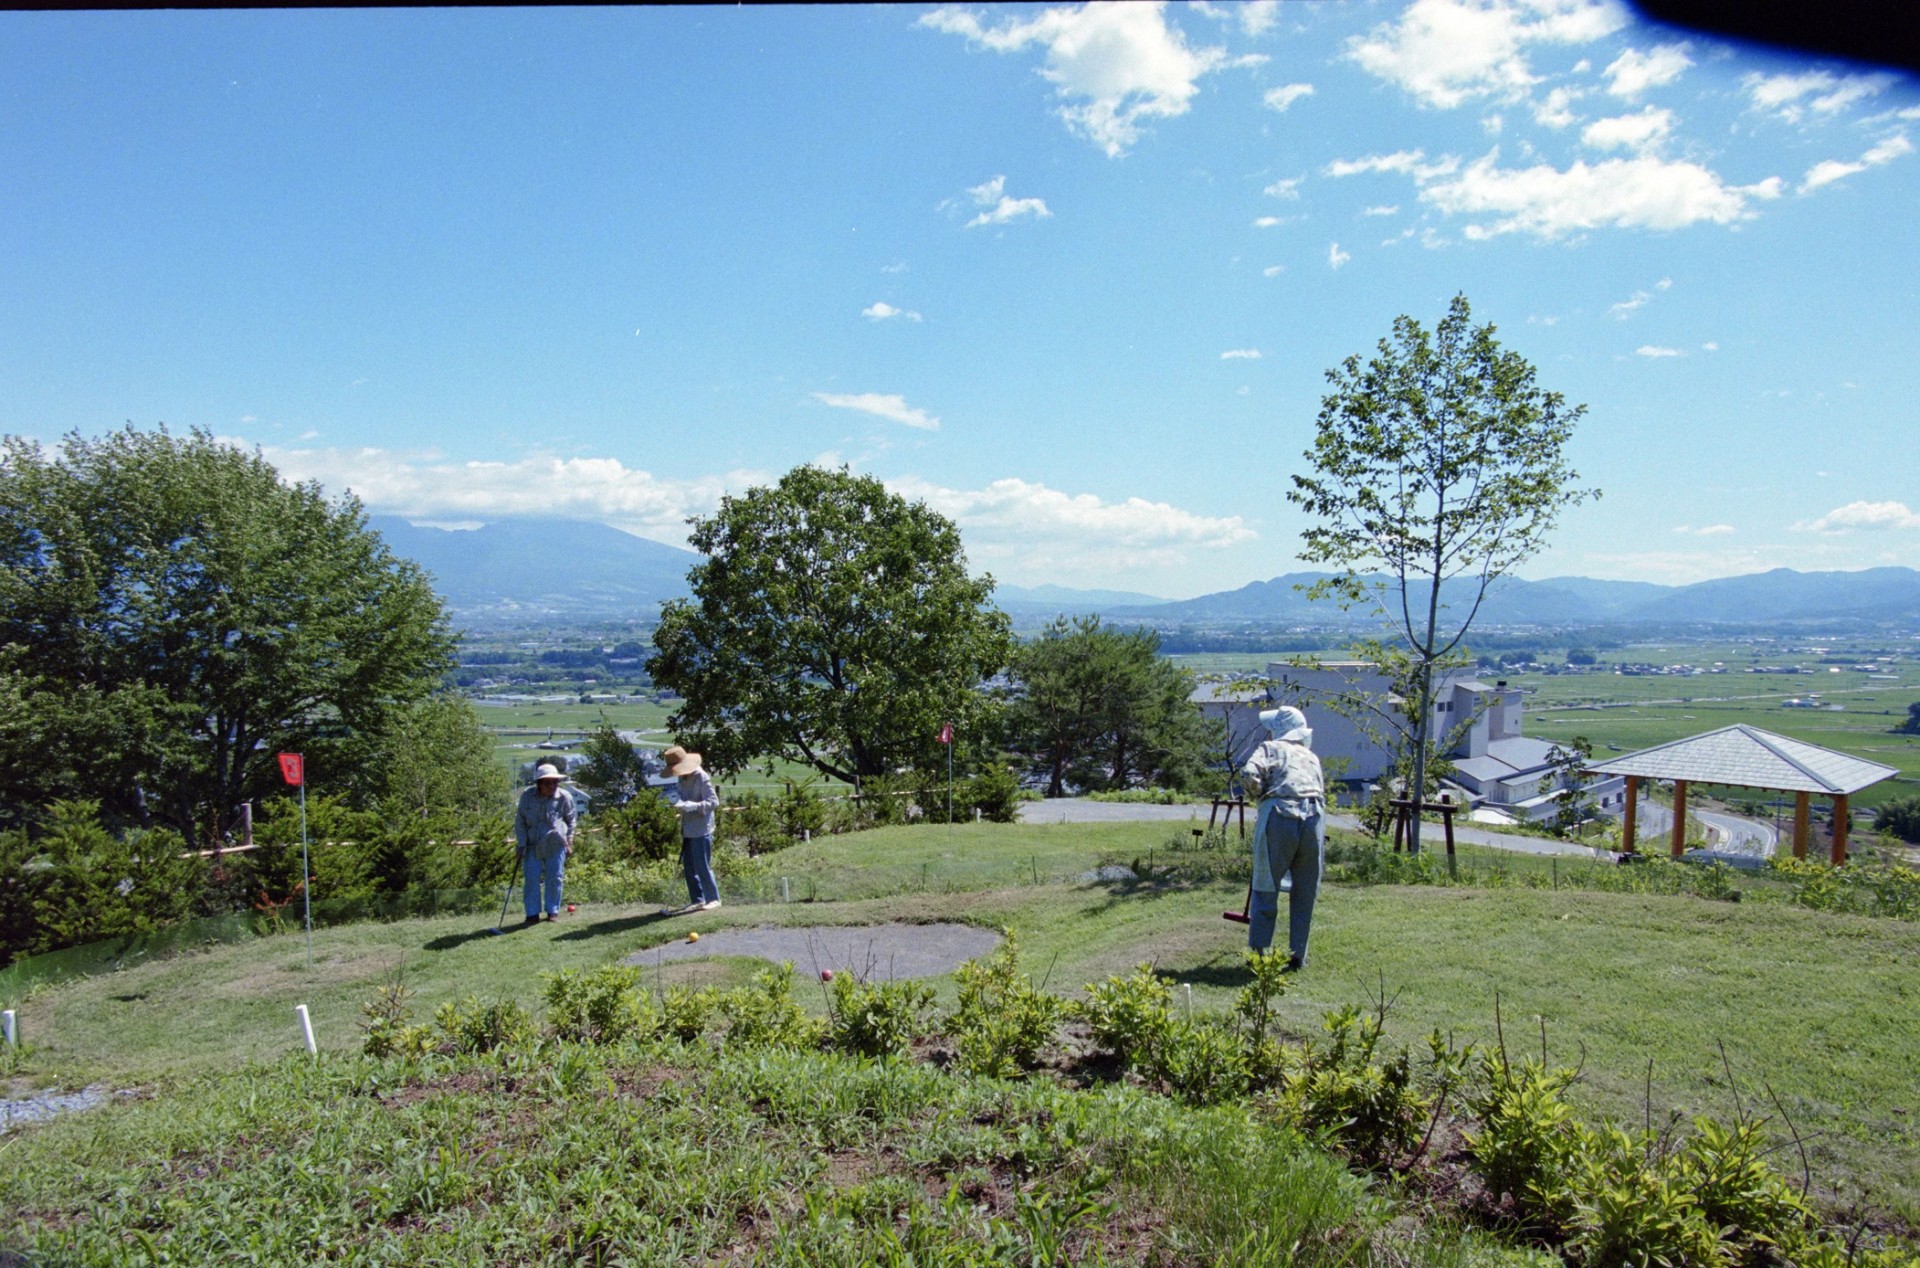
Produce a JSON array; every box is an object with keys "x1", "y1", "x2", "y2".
[{"x1": 4, "y1": 1, "x2": 1917, "y2": 599}]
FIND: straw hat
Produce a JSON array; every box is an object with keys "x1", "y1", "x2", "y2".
[
  {"x1": 534, "y1": 763, "x2": 565, "y2": 783},
  {"x1": 661, "y1": 745, "x2": 703, "y2": 776}
]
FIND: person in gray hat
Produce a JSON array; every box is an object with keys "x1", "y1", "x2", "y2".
[
  {"x1": 514, "y1": 763, "x2": 576, "y2": 924},
  {"x1": 1240, "y1": 705, "x2": 1325, "y2": 969}
]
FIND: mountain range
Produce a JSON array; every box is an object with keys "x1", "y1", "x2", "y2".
[{"x1": 370, "y1": 517, "x2": 1920, "y2": 629}]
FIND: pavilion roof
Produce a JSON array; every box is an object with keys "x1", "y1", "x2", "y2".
[{"x1": 1584, "y1": 724, "x2": 1898, "y2": 796}]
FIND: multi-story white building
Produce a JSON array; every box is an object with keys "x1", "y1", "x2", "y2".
[{"x1": 1195, "y1": 661, "x2": 1625, "y2": 824}]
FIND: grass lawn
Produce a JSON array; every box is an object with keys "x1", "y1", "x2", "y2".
[{"x1": 8, "y1": 817, "x2": 1920, "y2": 1233}]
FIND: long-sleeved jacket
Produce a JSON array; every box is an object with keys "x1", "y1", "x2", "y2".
[
  {"x1": 672, "y1": 770, "x2": 719, "y2": 840},
  {"x1": 515, "y1": 785, "x2": 577, "y2": 860},
  {"x1": 1241, "y1": 739, "x2": 1325, "y2": 818}
]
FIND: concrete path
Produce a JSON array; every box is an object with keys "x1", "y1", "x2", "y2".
[
  {"x1": 628, "y1": 923, "x2": 1003, "y2": 981},
  {"x1": 1018, "y1": 796, "x2": 1611, "y2": 859}
]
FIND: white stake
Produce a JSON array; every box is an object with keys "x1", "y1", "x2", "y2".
[
  {"x1": 782, "y1": 877, "x2": 791, "y2": 903},
  {"x1": 294, "y1": 1004, "x2": 317, "y2": 1056},
  {"x1": 1183, "y1": 984, "x2": 1193, "y2": 1018},
  {"x1": 2, "y1": 1009, "x2": 16, "y2": 1048}
]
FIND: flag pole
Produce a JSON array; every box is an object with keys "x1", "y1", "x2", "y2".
[{"x1": 300, "y1": 777, "x2": 312, "y2": 971}]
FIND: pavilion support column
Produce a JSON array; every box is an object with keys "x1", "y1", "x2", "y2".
[
  {"x1": 1792, "y1": 793, "x2": 1810, "y2": 860},
  {"x1": 1620, "y1": 776, "x2": 1639, "y2": 855},
  {"x1": 1831, "y1": 794, "x2": 1850, "y2": 866},
  {"x1": 1670, "y1": 780, "x2": 1688, "y2": 858}
]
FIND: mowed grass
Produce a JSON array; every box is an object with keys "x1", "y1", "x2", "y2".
[{"x1": 9, "y1": 817, "x2": 1920, "y2": 1219}]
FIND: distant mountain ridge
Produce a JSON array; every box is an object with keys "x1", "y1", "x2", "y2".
[{"x1": 368, "y1": 516, "x2": 1920, "y2": 627}]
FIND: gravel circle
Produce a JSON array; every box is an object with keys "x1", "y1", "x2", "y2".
[
  {"x1": 626, "y1": 923, "x2": 1002, "y2": 981},
  {"x1": 1, "y1": 1085, "x2": 112, "y2": 1134}
]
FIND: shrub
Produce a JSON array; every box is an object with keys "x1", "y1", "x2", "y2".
[
  {"x1": 0, "y1": 801, "x2": 208, "y2": 964},
  {"x1": 432, "y1": 996, "x2": 535, "y2": 1055},
  {"x1": 1077, "y1": 963, "x2": 1175, "y2": 1077},
  {"x1": 661, "y1": 984, "x2": 719, "y2": 1044},
  {"x1": 1463, "y1": 1051, "x2": 1587, "y2": 1229},
  {"x1": 543, "y1": 965, "x2": 657, "y2": 1045},
  {"x1": 717, "y1": 962, "x2": 825, "y2": 1051},
  {"x1": 1876, "y1": 794, "x2": 1920, "y2": 844},
  {"x1": 1269, "y1": 1004, "x2": 1434, "y2": 1171},
  {"x1": 825, "y1": 974, "x2": 935, "y2": 1059},
  {"x1": 1154, "y1": 1014, "x2": 1248, "y2": 1106},
  {"x1": 719, "y1": 791, "x2": 786, "y2": 855},
  {"x1": 359, "y1": 971, "x2": 433, "y2": 1059},
  {"x1": 589, "y1": 796, "x2": 679, "y2": 865},
  {"x1": 946, "y1": 933, "x2": 1064, "y2": 1078},
  {"x1": 964, "y1": 762, "x2": 1023, "y2": 823},
  {"x1": 775, "y1": 780, "x2": 828, "y2": 841}
]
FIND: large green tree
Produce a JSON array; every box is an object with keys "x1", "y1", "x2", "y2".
[
  {"x1": 0, "y1": 427, "x2": 454, "y2": 840},
  {"x1": 1287, "y1": 295, "x2": 1596, "y2": 851},
  {"x1": 1006, "y1": 615, "x2": 1217, "y2": 797},
  {"x1": 648, "y1": 466, "x2": 1012, "y2": 786}
]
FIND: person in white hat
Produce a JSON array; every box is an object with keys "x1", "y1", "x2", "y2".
[
  {"x1": 514, "y1": 763, "x2": 576, "y2": 924},
  {"x1": 1240, "y1": 705, "x2": 1325, "y2": 970},
  {"x1": 659, "y1": 744, "x2": 721, "y2": 914}
]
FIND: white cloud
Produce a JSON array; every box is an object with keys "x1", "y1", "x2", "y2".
[
  {"x1": 1325, "y1": 149, "x2": 1461, "y2": 181},
  {"x1": 1745, "y1": 69, "x2": 1896, "y2": 124},
  {"x1": 920, "y1": 2, "x2": 1236, "y2": 156},
  {"x1": 1582, "y1": 106, "x2": 1673, "y2": 153},
  {"x1": 1794, "y1": 500, "x2": 1920, "y2": 532},
  {"x1": 1262, "y1": 176, "x2": 1301, "y2": 199},
  {"x1": 891, "y1": 474, "x2": 1255, "y2": 576},
  {"x1": 1262, "y1": 264, "x2": 1285, "y2": 277},
  {"x1": 811, "y1": 391, "x2": 941, "y2": 430},
  {"x1": 1798, "y1": 133, "x2": 1911, "y2": 193},
  {"x1": 961, "y1": 174, "x2": 1052, "y2": 227},
  {"x1": 1636, "y1": 345, "x2": 1681, "y2": 357},
  {"x1": 1603, "y1": 43, "x2": 1691, "y2": 98},
  {"x1": 862, "y1": 301, "x2": 923, "y2": 322},
  {"x1": 1534, "y1": 85, "x2": 1580, "y2": 128},
  {"x1": 255, "y1": 444, "x2": 745, "y2": 544},
  {"x1": 1417, "y1": 151, "x2": 1776, "y2": 238},
  {"x1": 1672, "y1": 523, "x2": 1734, "y2": 536},
  {"x1": 1219, "y1": 348, "x2": 1262, "y2": 360},
  {"x1": 1263, "y1": 82, "x2": 1314, "y2": 112},
  {"x1": 881, "y1": 261, "x2": 910, "y2": 274},
  {"x1": 1344, "y1": 0, "x2": 1628, "y2": 110},
  {"x1": 1610, "y1": 291, "x2": 1650, "y2": 318},
  {"x1": 1362, "y1": 204, "x2": 1401, "y2": 216},
  {"x1": 1237, "y1": 0, "x2": 1280, "y2": 36},
  {"x1": 1701, "y1": 341, "x2": 1719, "y2": 351},
  {"x1": 1328, "y1": 241, "x2": 1351, "y2": 268},
  {"x1": 1252, "y1": 215, "x2": 1282, "y2": 228}
]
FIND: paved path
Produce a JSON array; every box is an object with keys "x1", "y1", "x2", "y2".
[
  {"x1": 1019, "y1": 797, "x2": 1611, "y2": 859},
  {"x1": 628, "y1": 923, "x2": 1003, "y2": 981}
]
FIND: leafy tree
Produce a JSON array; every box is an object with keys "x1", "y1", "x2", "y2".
[
  {"x1": 1287, "y1": 294, "x2": 1596, "y2": 852},
  {"x1": 1876, "y1": 795, "x2": 1920, "y2": 845},
  {"x1": 1896, "y1": 702, "x2": 1920, "y2": 736},
  {"x1": 0, "y1": 427, "x2": 453, "y2": 841},
  {"x1": 1547, "y1": 735, "x2": 1596, "y2": 838},
  {"x1": 370, "y1": 692, "x2": 510, "y2": 822},
  {"x1": 1006, "y1": 615, "x2": 1218, "y2": 796},
  {"x1": 572, "y1": 719, "x2": 655, "y2": 810},
  {"x1": 648, "y1": 466, "x2": 1012, "y2": 786}
]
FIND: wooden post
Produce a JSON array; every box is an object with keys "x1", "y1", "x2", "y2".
[
  {"x1": 1831, "y1": 794, "x2": 1850, "y2": 865},
  {"x1": 1792, "y1": 792, "x2": 1810, "y2": 860},
  {"x1": 1621, "y1": 775, "x2": 1638, "y2": 854},
  {"x1": 1438, "y1": 793, "x2": 1456, "y2": 860},
  {"x1": 1670, "y1": 780, "x2": 1688, "y2": 858}
]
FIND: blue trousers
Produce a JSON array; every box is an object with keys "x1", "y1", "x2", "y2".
[
  {"x1": 681, "y1": 835, "x2": 719, "y2": 905},
  {"x1": 1249, "y1": 812, "x2": 1323, "y2": 963},
  {"x1": 522, "y1": 849, "x2": 565, "y2": 918}
]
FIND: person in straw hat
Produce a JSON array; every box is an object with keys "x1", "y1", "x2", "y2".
[
  {"x1": 1240, "y1": 705, "x2": 1325, "y2": 970},
  {"x1": 514, "y1": 763, "x2": 577, "y2": 925},
  {"x1": 659, "y1": 743, "x2": 721, "y2": 915}
]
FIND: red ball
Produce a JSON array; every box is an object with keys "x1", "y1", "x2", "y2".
[{"x1": 820, "y1": 970, "x2": 834, "y2": 982}]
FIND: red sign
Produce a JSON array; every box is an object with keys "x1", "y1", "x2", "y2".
[
  {"x1": 937, "y1": 722, "x2": 953, "y2": 746},
  {"x1": 277, "y1": 753, "x2": 305, "y2": 787}
]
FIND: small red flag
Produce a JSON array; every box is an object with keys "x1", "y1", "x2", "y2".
[
  {"x1": 277, "y1": 753, "x2": 305, "y2": 787},
  {"x1": 937, "y1": 722, "x2": 953, "y2": 745}
]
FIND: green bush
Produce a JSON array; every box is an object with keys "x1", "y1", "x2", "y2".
[
  {"x1": 661, "y1": 983, "x2": 719, "y2": 1044},
  {"x1": 775, "y1": 780, "x2": 828, "y2": 841},
  {"x1": 542, "y1": 964, "x2": 657, "y2": 1045},
  {"x1": 825, "y1": 973, "x2": 935, "y2": 1059},
  {"x1": 717, "y1": 962, "x2": 824, "y2": 1051},
  {"x1": 718, "y1": 790, "x2": 786, "y2": 855},
  {"x1": 432, "y1": 996, "x2": 535, "y2": 1055},
  {"x1": 1270, "y1": 1004, "x2": 1435, "y2": 1171},
  {"x1": 946, "y1": 933, "x2": 1064, "y2": 1078},
  {"x1": 1875, "y1": 794, "x2": 1920, "y2": 844},
  {"x1": 1077, "y1": 963, "x2": 1175, "y2": 1078},
  {"x1": 1463, "y1": 1051, "x2": 1588, "y2": 1230},
  {"x1": 359, "y1": 971, "x2": 434, "y2": 1059}
]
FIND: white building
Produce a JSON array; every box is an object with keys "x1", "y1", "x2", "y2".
[{"x1": 1195, "y1": 661, "x2": 1624, "y2": 824}]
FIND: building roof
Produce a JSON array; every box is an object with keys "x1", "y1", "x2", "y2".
[
  {"x1": 1583, "y1": 724, "x2": 1898, "y2": 795},
  {"x1": 1452, "y1": 737, "x2": 1563, "y2": 786}
]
